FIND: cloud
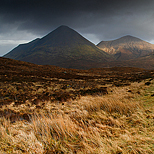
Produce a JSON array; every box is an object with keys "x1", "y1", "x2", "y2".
[
  {"x1": 0, "y1": 30, "x2": 39, "y2": 56},
  {"x1": 1, "y1": 0, "x2": 154, "y2": 55}
]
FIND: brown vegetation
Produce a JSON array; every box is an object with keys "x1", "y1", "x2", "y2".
[{"x1": 0, "y1": 57, "x2": 154, "y2": 153}]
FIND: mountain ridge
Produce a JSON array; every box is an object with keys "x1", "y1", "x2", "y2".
[
  {"x1": 3, "y1": 26, "x2": 154, "y2": 69},
  {"x1": 4, "y1": 25, "x2": 112, "y2": 69},
  {"x1": 97, "y1": 35, "x2": 154, "y2": 60}
]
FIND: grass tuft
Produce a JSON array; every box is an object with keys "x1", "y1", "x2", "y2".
[{"x1": 0, "y1": 80, "x2": 154, "y2": 153}]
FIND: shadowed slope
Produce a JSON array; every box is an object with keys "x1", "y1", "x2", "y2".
[{"x1": 4, "y1": 25, "x2": 112, "y2": 69}]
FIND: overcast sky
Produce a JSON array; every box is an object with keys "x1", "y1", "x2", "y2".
[{"x1": 1, "y1": 0, "x2": 154, "y2": 56}]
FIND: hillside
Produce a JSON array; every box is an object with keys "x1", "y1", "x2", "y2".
[
  {"x1": 1, "y1": 57, "x2": 150, "y2": 105},
  {"x1": 92, "y1": 51, "x2": 154, "y2": 70},
  {"x1": 97, "y1": 35, "x2": 154, "y2": 60},
  {"x1": 3, "y1": 25, "x2": 112, "y2": 69},
  {"x1": 0, "y1": 57, "x2": 154, "y2": 153}
]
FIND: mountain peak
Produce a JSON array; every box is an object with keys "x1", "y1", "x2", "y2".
[
  {"x1": 118, "y1": 35, "x2": 142, "y2": 43},
  {"x1": 52, "y1": 25, "x2": 73, "y2": 32},
  {"x1": 57, "y1": 25, "x2": 71, "y2": 29},
  {"x1": 3, "y1": 25, "x2": 112, "y2": 69},
  {"x1": 40, "y1": 25, "x2": 91, "y2": 47},
  {"x1": 97, "y1": 35, "x2": 154, "y2": 60},
  {"x1": 43, "y1": 25, "x2": 74, "y2": 37},
  {"x1": 122, "y1": 35, "x2": 136, "y2": 38}
]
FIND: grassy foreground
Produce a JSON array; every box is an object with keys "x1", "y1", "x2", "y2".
[{"x1": 0, "y1": 80, "x2": 154, "y2": 154}]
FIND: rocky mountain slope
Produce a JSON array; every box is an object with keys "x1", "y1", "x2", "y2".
[{"x1": 97, "y1": 35, "x2": 154, "y2": 60}]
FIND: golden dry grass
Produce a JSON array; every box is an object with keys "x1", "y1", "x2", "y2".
[{"x1": 0, "y1": 80, "x2": 154, "y2": 153}]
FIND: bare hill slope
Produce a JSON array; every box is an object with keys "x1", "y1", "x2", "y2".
[{"x1": 97, "y1": 35, "x2": 154, "y2": 60}]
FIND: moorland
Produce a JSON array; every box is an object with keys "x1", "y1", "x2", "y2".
[{"x1": 0, "y1": 57, "x2": 154, "y2": 153}]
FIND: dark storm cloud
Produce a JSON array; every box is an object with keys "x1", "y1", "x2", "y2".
[
  {"x1": 0, "y1": 0, "x2": 151, "y2": 31},
  {"x1": 1, "y1": 0, "x2": 154, "y2": 55}
]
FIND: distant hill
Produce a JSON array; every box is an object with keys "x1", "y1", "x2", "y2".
[
  {"x1": 126, "y1": 51, "x2": 154, "y2": 69},
  {"x1": 92, "y1": 51, "x2": 154, "y2": 70},
  {"x1": 3, "y1": 25, "x2": 112, "y2": 69},
  {"x1": 97, "y1": 35, "x2": 154, "y2": 60}
]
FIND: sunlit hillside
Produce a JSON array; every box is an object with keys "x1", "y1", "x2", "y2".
[{"x1": 0, "y1": 58, "x2": 154, "y2": 153}]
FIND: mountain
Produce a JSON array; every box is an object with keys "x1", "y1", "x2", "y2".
[
  {"x1": 97, "y1": 35, "x2": 154, "y2": 60},
  {"x1": 90, "y1": 50, "x2": 154, "y2": 70},
  {"x1": 127, "y1": 51, "x2": 154, "y2": 69},
  {"x1": 3, "y1": 25, "x2": 112, "y2": 69}
]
